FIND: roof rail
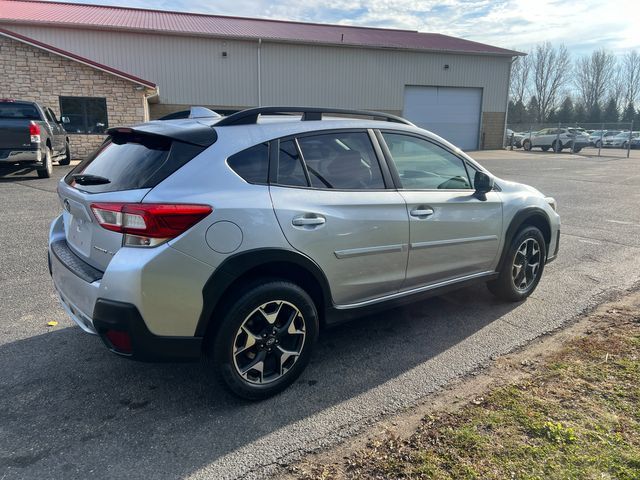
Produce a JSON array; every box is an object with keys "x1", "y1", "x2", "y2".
[{"x1": 215, "y1": 106, "x2": 414, "y2": 127}]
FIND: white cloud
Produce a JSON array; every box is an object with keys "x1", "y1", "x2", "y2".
[{"x1": 56, "y1": 0, "x2": 640, "y2": 55}]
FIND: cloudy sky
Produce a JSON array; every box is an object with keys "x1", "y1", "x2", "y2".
[{"x1": 58, "y1": 0, "x2": 639, "y2": 56}]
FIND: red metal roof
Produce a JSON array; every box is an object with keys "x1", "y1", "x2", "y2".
[
  {"x1": 0, "y1": 0, "x2": 521, "y2": 56},
  {"x1": 0, "y1": 27, "x2": 157, "y2": 87}
]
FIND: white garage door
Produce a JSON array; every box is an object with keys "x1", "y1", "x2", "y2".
[{"x1": 403, "y1": 86, "x2": 482, "y2": 151}]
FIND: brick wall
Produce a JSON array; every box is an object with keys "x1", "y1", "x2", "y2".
[
  {"x1": 481, "y1": 112, "x2": 506, "y2": 150},
  {"x1": 0, "y1": 35, "x2": 152, "y2": 159}
]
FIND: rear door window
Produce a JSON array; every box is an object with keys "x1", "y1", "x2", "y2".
[
  {"x1": 296, "y1": 131, "x2": 385, "y2": 189},
  {"x1": 66, "y1": 134, "x2": 205, "y2": 193}
]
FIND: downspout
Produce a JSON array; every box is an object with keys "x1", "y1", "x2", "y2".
[
  {"x1": 257, "y1": 38, "x2": 262, "y2": 107},
  {"x1": 502, "y1": 56, "x2": 517, "y2": 148}
]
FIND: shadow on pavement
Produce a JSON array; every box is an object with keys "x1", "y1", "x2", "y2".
[{"x1": 0, "y1": 284, "x2": 519, "y2": 479}]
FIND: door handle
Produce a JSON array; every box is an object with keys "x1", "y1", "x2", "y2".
[
  {"x1": 292, "y1": 215, "x2": 326, "y2": 227},
  {"x1": 410, "y1": 208, "x2": 434, "y2": 218}
]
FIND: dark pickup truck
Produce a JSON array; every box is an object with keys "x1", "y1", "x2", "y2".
[{"x1": 0, "y1": 99, "x2": 71, "y2": 178}]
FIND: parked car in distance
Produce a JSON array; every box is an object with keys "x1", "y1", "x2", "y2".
[
  {"x1": 505, "y1": 128, "x2": 525, "y2": 148},
  {"x1": 588, "y1": 130, "x2": 620, "y2": 148},
  {"x1": 48, "y1": 106, "x2": 560, "y2": 400},
  {"x1": 630, "y1": 135, "x2": 640, "y2": 149},
  {"x1": 0, "y1": 99, "x2": 71, "y2": 178},
  {"x1": 522, "y1": 127, "x2": 589, "y2": 153},
  {"x1": 602, "y1": 131, "x2": 639, "y2": 148}
]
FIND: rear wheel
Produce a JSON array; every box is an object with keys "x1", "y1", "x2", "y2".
[
  {"x1": 541, "y1": 146, "x2": 549, "y2": 152},
  {"x1": 488, "y1": 226, "x2": 546, "y2": 302},
  {"x1": 595, "y1": 140, "x2": 602, "y2": 148},
  {"x1": 208, "y1": 280, "x2": 319, "y2": 400},
  {"x1": 552, "y1": 140, "x2": 562, "y2": 153},
  {"x1": 58, "y1": 142, "x2": 71, "y2": 165},
  {"x1": 37, "y1": 147, "x2": 52, "y2": 178}
]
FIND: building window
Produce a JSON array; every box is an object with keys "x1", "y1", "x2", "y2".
[{"x1": 59, "y1": 97, "x2": 108, "y2": 134}]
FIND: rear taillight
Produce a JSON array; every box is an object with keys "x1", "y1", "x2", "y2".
[
  {"x1": 90, "y1": 203, "x2": 212, "y2": 247},
  {"x1": 29, "y1": 121, "x2": 41, "y2": 143}
]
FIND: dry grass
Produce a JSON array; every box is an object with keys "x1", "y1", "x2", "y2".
[{"x1": 289, "y1": 299, "x2": 640, "y2": 480}]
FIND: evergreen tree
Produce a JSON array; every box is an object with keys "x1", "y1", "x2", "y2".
[
  {"x1": 574, "y1": 103, "x2": 587, "y2": 124},
  {"x1": 602, "y1": 98, "x2": 619, "y2": 123},
  {"x1": 622, "y1": 101, "x2": 636, "y2": 123},
  {"x1": 587, "y1": 102, "x2": 602, "y2": 123},
  {"x1": 511, "y1": 100, "x2": 528, "y2": 124},
  {"x1": 557, "y1": 96, "x2": 575, "y2": 124},
  {"x1": 527, "y1": 96, "x2": 540, "y2": 124}
]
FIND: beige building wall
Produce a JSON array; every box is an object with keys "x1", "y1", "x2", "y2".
[{"x1": 0, "y1": 35, "x2": 151, "y2": 158}]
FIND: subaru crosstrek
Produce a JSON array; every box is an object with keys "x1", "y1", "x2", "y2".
[{"x1": 48, "y1": 107, "x2": 560, "y2": 400}]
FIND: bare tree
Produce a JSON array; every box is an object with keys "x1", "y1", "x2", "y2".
[
  {"x1": 510, "y1": 53, "x2": 531, "y2": 104},
  {"x1": 574, "y1": 48, "x2": 617, "y2": 112},
  {"x1": 622, "y1": 50, "x2": 640, "y2": 107},
  {"x1": 531, "y1": 42, "x2": 571, "y2": 122}
]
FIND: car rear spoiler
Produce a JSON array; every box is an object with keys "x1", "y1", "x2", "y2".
[{"x1": 106, "y1": 120, "x2": 217, "y2": 147}]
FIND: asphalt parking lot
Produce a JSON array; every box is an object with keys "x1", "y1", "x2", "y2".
[{"x1": 1, "y1": 149, "x2": 640, "y2": 480}]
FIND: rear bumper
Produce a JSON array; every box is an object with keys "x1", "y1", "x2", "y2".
[
  {"x1": 48, "y1": 214, "x2": 207, "y2": 361},
  {"x1": 93, "y1": 299, "x2": 202, "y2": 362},
  {"x1": 0, "y1": 148, "x2": 42, "y2": 164}
]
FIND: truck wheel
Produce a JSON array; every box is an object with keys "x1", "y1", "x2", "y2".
[
  {"x1": 207, "y1": 280, "x2": 319, "y2": 400},
  {"x1": 488, "y1": 226, "x2": 546, "y2": 302},
  {"x1": 58, "y1": 142, "x2": 71, "y2": 166},
  {"x1": 37, "y1": 148, "x2": 53, "y2": 178}
]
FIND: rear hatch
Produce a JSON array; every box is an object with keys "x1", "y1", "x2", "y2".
[
  {"x1": 57, "y1": 122, "x2": 217, "y2": 272},
  {"x1": 0, "y1": 101, "x2": 41, "y2": 151}
]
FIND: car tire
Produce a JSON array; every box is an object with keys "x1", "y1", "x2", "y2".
[
  {"x1": 59, "y1": 142, "x2": 71, "y2": 166},
  {"x1": 552, "y1": 140, "x2": 562, "y2": 153},
  {"x1": 573, "y1": 147, "x2": 582, "y2": 153},
  {"x1": 37, "y1": 147, "x2": 53, "y2": 178},
  {"x1": 487, "y1": 226, "x2": 546, "y2": 302},
  {"x1": 208, "y1": 280, "x2": 319, "y2": 400},
  {"x1": 595, "y1": 140, "x2": 602, "y2": 148},
  {"x1": 522, "y1": 140, "x2": 531, "y2": 151},
  {"x1": 541, "y1": 146, "x2": 549, "y2": 152}
]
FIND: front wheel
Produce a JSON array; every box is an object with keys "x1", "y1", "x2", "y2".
[
  {"x1": 488, "y1": 226, "x2": 546, "y2": 302},
  {"x1": 37, "y1": 147, "x2": 52, "y2": 178},
  {"x1": 522, "y1": 140, "x2": 532, "y2": 151},
  {"x1": 208, "y1": 280, "x2": 319, "y2": 400},
  {"x1": 595, "y1": 140, "x2": 602, "y2": 148},
  {"x1": 552, "y1": 140, "x2": 562, "y2": 153}
]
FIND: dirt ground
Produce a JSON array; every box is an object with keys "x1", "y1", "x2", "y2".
[{"x1": 283, "y1": 287, "x2": 640, "y2": 479}]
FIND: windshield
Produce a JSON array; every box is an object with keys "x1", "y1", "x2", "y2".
[{"x1": 0, "y1": 103, "x2": 40, "y2": 120}]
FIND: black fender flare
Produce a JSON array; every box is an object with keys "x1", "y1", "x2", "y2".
[
  {"x1": 195, "y1": 248, "x2": 333, "y2": 337},
  {"x1": 496, "y1": 207, "x2": 551, "y2": 273}
]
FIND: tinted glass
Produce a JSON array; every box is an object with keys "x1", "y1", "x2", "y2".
[
  {"x1": 227, "y1": 143, "x2": 269, "y2": 183},
  {"x1": 0, "y1": 103, "x2": 40, "y2": 120},
  {"x1": 60, "y1": 97, "x2": 108, "y2": 134},
  {"x1": 297, "y1": 132, "x2": 385, "y2": 189},
  {"x1": 277, "y1": 140, "x2": 307, "y2": 187},
  {"x1": 67, "y1": 135, "x2": 204, "y2": 193},
  {"x1": 382, "y1": 133, "x2": 472, "y2": 190}
]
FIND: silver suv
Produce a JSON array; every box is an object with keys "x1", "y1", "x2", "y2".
[{"x1": 48, "y1": 107, "x2": 560, "y2": 399}]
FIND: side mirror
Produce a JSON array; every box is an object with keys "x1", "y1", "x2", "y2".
[
  {"x1": 474, "y1": 171, "x2": 494, "y2": 199},
  {"x1": 60, "y1": 116, "x2": 70, "y2": 124}
]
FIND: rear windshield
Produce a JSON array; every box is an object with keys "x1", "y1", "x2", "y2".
[
  {"x1": 66, "y1": 133, "x2": 205, "y2": 193},
  {"x1": 0, "y1": 103, "x2": 41, "y2": 120}
]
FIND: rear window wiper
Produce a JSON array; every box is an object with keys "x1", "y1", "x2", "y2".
[{"x1": 72, "y1": 173, "x2": 111, "y2": 185}]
